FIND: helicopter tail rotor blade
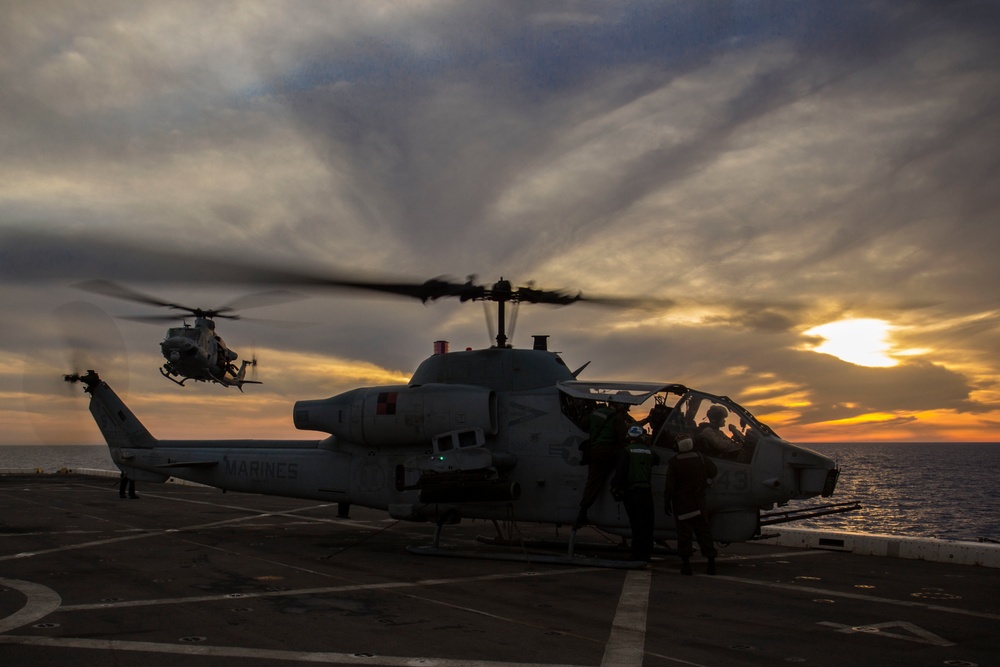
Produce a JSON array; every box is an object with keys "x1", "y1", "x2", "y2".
[
  {"x1": 53, "y1": 301, "x2": 130, "y2": 395},
  {"x1": 22, "y1": 301, "x2": 129, "y2": 444}
]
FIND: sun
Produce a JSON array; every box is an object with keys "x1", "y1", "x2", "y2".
[{"x1": 803, "y1": 318, "x2": 898, "y2": 367}]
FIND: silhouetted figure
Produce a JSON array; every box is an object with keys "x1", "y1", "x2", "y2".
[
  {"x1": 119, "y1": 472, "x2": 138, "y2": 499},
  {"x1": 697, "y1": 405, "x2": 741, "y2": 456},
  {"x1": 664, "y1": 438, "x2": 717, "y2": 574},
  {"x1": 575, "y1": 400, "x2": 628, "y2": 528},
  {"x1": 611, "y1": 425, "x2": 660, "y2": 561}
]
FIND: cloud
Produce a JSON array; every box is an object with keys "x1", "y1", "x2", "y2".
[{"x1": 2, "y1": 2, "x2": 1000, "y2": 443}]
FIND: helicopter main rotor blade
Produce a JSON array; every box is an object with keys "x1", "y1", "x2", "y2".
[
  {"x1": 76, "y1": 280, "x2": 249, "y2": 319},
  {"x1": 277, "y1": 274, "x2": 485, "y2": 303},
  {"x1": 570, "y1": 293, "x2": 676, "y2": 310},
  {"x1": 218, "y1": 289, "x2": 305, "y2": 312},
  {"x1": 118, "y1": 311, "x2": 239, "y2": 322},
  {"x1": 120, "y1": 313, "x2": 311, "y2": 329},
  {"x1": 6, "y1": 230, "x2": 675, "y2": 311},
  {"x1": 76, "y1": 279, "x2": 183, "y2": 310},
  {"x1": 188, "y1": 263, "x2": 670, "y2": 310},
  {"x1": 119, "y1": 314, "x2": 191, "y2": 324}
]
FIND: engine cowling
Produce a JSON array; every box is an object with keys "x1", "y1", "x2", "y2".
[{"x1": 293, "y1": 383, "x2": 497, "y2": 448}]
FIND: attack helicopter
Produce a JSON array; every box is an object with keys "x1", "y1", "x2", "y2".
[
  {"x1": 76, "y1": 280, "x2": 263, "y2": 389},
  {"x1": 66, "y1": 274, "x2": 844, "y2": 567}
]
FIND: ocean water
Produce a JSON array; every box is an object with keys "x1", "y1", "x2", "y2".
[
  {"x1": 0, "y1": 444, "x2": 116, "y2": 473},
  {"x1": 800, "y1": 442, "x2": 1000, "y2": 543},
  {"x1": 2, "y1": 442, "x2": 999, "y2": 543}
]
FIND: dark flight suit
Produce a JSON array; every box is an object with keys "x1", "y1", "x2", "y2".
[
  {"x1": 664, "y1": 449, "x2": 718, "y2": 574},
  {"x1": 611, "y1": 439, "x2": 661, "y2": 560},
  {"x1": 119, "y1": 472, "x2": 137, "y2": 499},
  {"x1": 575, "y1": 404, "x2": 626, "y2": 528}
]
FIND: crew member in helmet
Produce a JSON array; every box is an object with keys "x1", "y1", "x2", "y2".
[
  {"x1": 611, "y1": 424, "x2": 661, "y2": 561},
  {"x1": 697, "y1": 404, "x2": 742, "y2": 456},
  {"x1": 664, "y1": 437, "x2": 718, "y2": 575}
]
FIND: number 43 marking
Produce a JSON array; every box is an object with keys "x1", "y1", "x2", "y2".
[{"x1": 715, "y1": 469, "x2": 749, "y2": 492}]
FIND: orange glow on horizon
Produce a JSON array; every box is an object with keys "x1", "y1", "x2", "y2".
[
  {"x1": 778, "y1": 408, "x2": 1000, "y2": 443},
  {"x1": 5, "y1": 349, "x2": 1000, "y2": 445}
]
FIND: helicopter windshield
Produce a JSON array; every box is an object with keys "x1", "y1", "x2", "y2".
[
  {"x1": 166, "y1": 327, "x2": 202, "y2": 342},
  {"x1": 659, "y1": 390, "x2": 773, "y2": 464}
]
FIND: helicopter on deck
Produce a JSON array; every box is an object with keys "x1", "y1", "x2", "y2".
[
  {"x1": 76, "y1": 280, "x2": 263, "y2": 389},
  {"x1": 66, "y1": 274, "x2": 845, "y2": 567}
]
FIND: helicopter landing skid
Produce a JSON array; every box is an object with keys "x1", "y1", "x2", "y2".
[
  {"x1": 475, "y1": 535, "x2": 678, "y2": 558},
  {"x1": 159, "y1": 368, "x2": 188, "y2": 386},
  {"x1": 406, "y1": 516, "x2": 648, "y2": 569}
]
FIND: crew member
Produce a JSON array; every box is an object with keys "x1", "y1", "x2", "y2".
[
  {"x1": 611, "y1": 424, "x2": 661, "y2": 561},
  {"x1": 575, "y1": 399, "x2": 628, "y2": 529},
  {"x1": 664, "y1": 437, "x2": 717, "y2": 575},
  {"x1": 697, "y1": 405, "x2": 741, "y2": 456},
  {"x1": 119, "y1": 471, "x2": 138, "y2": 499}
]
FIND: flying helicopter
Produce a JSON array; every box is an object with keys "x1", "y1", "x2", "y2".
[
  {"x1": 66, "y1": 274, "x2": 845, "y2": 567},
  {"x1": 75, "y1": 280, "x2": 266, "y2": 389}
]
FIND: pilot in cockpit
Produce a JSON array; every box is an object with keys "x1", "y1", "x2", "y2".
[{"x1": 697, "y1": 405, "x2": 742, "y2": 456}]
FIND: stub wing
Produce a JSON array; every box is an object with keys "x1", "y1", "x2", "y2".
[{"x1": 156, "y1": 460, "x2": 220, "y2": 469}]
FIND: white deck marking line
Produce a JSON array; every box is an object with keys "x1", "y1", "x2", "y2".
[
  {"x1": 124, "y1": 488, "x2": 342, "y2": 517},
  {"x1": 711, "y1": 574, "x2": 1000, "y2": 621},
  {"x1": 817, "y1": 620, "x2": 955, "y2": 646},
  {"x1": 57, "y1": 568, "x2": 602, "y2": 611},
  {"x1": 67, "y1": 479, "x2": 399, "y2": 527},
  {"x1": 601, "y1": 568, "x2": 651, "y2": 667},
  {"x1": 83, "y1": 480, "x2": 381, "y2": 525},
  {"x1": 0, "y1": 578, "x2": 62, "y2": 634},
  {"x1": 15, "y1": 479, "x2": 353, "y2": 527},
  {"x1": 0, "y1": 635, "x2": 590, "y2": 667},
  {"x1": 0, "y1": 505, "x2": 337, "y2": 562},
  {"x1": 598, "y1": 569, "x2": 711, "y2": 667}
]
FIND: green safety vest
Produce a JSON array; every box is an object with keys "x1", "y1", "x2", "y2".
[{"x1": 617, "y1": 441, "x2": 658, "y2": 491}]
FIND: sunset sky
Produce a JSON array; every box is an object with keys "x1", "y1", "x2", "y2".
[{"x1": 2, "y1": 2, "x2": 999, "y2": 446}]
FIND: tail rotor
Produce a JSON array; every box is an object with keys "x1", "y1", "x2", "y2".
[{"x1": 22, "y1": 301, "x2": 128, "y2": 444}]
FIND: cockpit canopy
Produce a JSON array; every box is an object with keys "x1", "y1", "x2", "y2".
[
  {"x1": 660, "y1": 390, "x2": 774, "y2": 463},
  {"x1": 557, "y1": 381, "x2": 776, "y2": 464}
]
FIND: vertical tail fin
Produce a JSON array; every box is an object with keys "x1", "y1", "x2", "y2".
[
  {"x1": 67, "y1": 371, "x2": 168, "y2": 483},
  {"x1": 66, "y1": 371, "x2": 156, "y2": 449}
]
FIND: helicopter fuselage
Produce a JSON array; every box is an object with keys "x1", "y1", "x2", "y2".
[
  {"x1": 76, "y1": 344, "x2": 838, "y2": 544},
  {"x1": 160, "y1": 318, "x2": 241, "y2": 385}
]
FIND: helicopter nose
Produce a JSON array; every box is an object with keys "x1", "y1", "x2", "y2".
[{"x1": 162, "y1": 337, "x2": 196, "y2": 359}]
